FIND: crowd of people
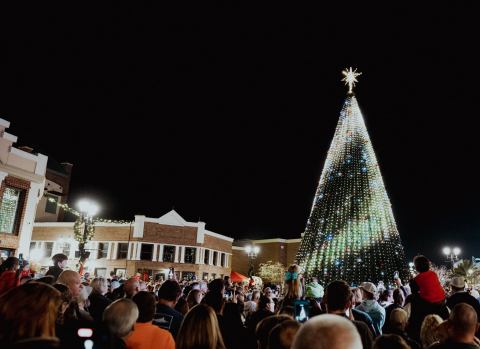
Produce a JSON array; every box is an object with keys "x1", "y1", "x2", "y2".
[{"x1": 1, "y1": 253, "x2": 480, "y2": 349}]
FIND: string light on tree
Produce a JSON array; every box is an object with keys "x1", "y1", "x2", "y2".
[{"x1": 295, "y1": 68, "x2": 407, "y2": 285}]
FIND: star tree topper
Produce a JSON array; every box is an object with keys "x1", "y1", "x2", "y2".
[{"x1": 342, "y1": 67, "x2": 362, "y2": 94}]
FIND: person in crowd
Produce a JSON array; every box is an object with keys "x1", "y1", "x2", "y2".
[
  {"x1": 357, "y1": 281, "x2": 386, "y2": 335},
  {"x1": 0, "y1": 256, "x2": 19, "y2": 296},
  {"x1": 186, "y1": 288, "x2": 203, "y2": 309},
  {"x1": 429, "y1": 303, "x2": 480, "y2": 349},
  {"x1": 420, "y1": 314, "x2": 444, "y2": 349},
  {"x1": 46, "y1": 253, "x2": 68, "y2": 282},
  {"x1": 222, "y1": 302, "x2": 249, "y2": 349},
  {"x1": 268, "y1": 319, "x2": 301, "y2": 349},
  {"x1": 209, "y1": 278, "x2": 226, "y2": 295},
  {"x1": 410, "y1": 255, "x2": 445, "y2": 304},
  {"x1": 325, "y1": 280, "x2": 373, "y2": 349},
  {"x1": 37, "y1": 275, "x2": 56, "y2": 285},
  {"x1": 305, "y1": 276, "x2": 324, "y2": 302},
  {"x1": 279, "y1": 264, "x2": 303, "y2": 310},
  {"x1": 175, "y1": 296, "x2": 189, "y2": 315},
  {"x1": 0, "y1": 282, "x2": 62, "y2": 349},
  {"x1": 386, "y1": 308, "x2": 420, "y2": 349},
  {"x1": 76, "y1": 284, "x2": 93, "y2": 321},
  {"x1": 103, "y1": 299, "x2": 139, "y2": 349},
  {"x1": 292, "y1": 314, "x2": 362, "y2": 349},
  {"x1": 88, "y1": 277, "x2": 112, "y2": 323},
  {"x1": 379, "y1": 289, "x2": 393, "y2": 307},
  {"x1": 246, "y1": 295, "x2": 276, "y2": 337},
  {"x1": 447, "y1": 276, "x2": 480, "y2": 319},
  {"x1": 351, "y1": 287, "x2": 377, "y2": 335},
  {"x1": 373, "y1": 334, "x2": 412, "y2": 349},
  {"x1": 125, "y1": 291, "x2": 175, "y2": 349},
  {"x1": 383, "y1": 288, "x2": 405, "y2": 333},
  {"x1": 394, "y1": 277, "x2": 410, "y2": 298},
  {"x1": 255, "y1": 315, "x2": 292, "y2": 349},
  {"x1": 154, "y1": 279, "x2": 183, "y2": 337},
  {"x1": 176, "y1": 303, "x2": 226, "y2": 349},
  {"x1": 124, "y1": 277, "x2": 140, "y2": 299},
  {"x1": 57, "y1": 270, "x2": 83, "y2": 298}
]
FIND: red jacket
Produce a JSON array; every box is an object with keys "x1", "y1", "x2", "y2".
[
  {"x1": 414, "y1": 270, "x2": 445, "y2": 303},
  {"x1": 0, "y1": 271, "x2": 19, "y2": 296}
]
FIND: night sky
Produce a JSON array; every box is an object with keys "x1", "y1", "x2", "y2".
[{"x1": 2, "y1": 3, "x2": 478, "y2": 264}]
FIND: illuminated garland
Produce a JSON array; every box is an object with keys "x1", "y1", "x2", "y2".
[{"x1": 295, "y1": 70, "x2": 407, "y2": 286}]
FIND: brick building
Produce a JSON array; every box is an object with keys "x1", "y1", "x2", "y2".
[
  {"x1": 231, "y1": 237, "x2": 301, "y2": 276},
  {"x1": 0, "y1": 118, "x2": 48, "y2": 259},
  {"x1": 31, "y1": 210, "x2": 232, "y2": 281}
]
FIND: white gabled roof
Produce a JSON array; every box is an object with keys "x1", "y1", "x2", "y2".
[{"x1": 156, "y1": 209, "x2": 188, "y2": 226}]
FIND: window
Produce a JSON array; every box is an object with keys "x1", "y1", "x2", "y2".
[
  {"x1": 140, "y1": 244, "x2": 153, "y2": 260},
  {"x1": 62, "y1": 243, "x2": 70, "y2": 257},
  {"x1": 29, "y1": 241, "x2": 36, "y2": 254},
  {"x1": 213, "y1": 251, "x2": 218, "y2": 266},
  {"x1": 163, "y1": 245, "x2": 175, "y2": 263},
  {"x1": 220, "y1": 253, "x2": 225, "y2": 267},
  {"x1": 204, "y1": 249, "x2": 210, "y2": 264},
  {"x1": 182, "y1": 272, "x2": 195, "y2": 281},
  {"x1": 98, "y1": 243, "x2": 109, "y2": 259},
  {"x1": 45, "y1": 242, "x2": 53, "y2": 258},
  {"x1": 202, "y1": 272, "x2": 209, "y2": 280},
  {"x1": 117, "y1": 243, "x2": 129, "y2": 259},
  {"x1": 0, "y1": 187, "x2": 23, "y2": 234},
  {"x1": 95, "y1": 268, "x2": 107, "y2": 277},
  {"x1": 184, "y1": 247, "x2": 196, "y2": 264},
  {"x1": 211, "y1": 273, "x2": 216, "y2": 280},
  {"x1": 45, "y1": 194, "x2": 58, "y2": 214}
]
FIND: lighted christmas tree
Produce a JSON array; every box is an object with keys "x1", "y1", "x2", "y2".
[{"x1": 296, "y1": 68, "x2": 407, "y2": 285}]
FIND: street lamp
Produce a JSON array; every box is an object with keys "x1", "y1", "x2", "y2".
[
  {"x1": 245, "y1": 245, "x2": 260, "y2": 277},
  {"x1": 443, "y1": 246, "x2": 461, "y2": 268},
  {"x1": 77, "y1": 199, "x2": 99, "y2": 273}
]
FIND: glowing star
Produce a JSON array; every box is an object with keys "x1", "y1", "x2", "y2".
[{"x1": 342, "y1": 67, "x2": 362, "y2": 94}]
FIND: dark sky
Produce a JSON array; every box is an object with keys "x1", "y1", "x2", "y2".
[{"x1": 2, "y1": 3, "x2": 478, "y2": 263}]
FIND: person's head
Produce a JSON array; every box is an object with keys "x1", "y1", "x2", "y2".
[
  {"x1": 450, "y1": 276, "x2": 466, "y2": 292},
  {"x1": 413, "y1": 255, "x2": 430, "y2": 273},
  {"x1": 0, "y1": 282, "x2": 62, "y2": 344},
  {"x1": 187, "y1": 288, "x2": 203, "y2": 308},
  {"x1": 351, "y1": 287, "x2": 363, "y2": 306},
  {"x1": 284, "y1": 264, "x2": 302, "y2": 300},
  {"x1": 359, "y1": 282, "x2": 377, "y2": 300},
  {"x1": 252, "y1": 290, "x2": 261, "y2": 302},
  {"x1": 176, "y1": 303, "x2": 226, "y2": 349},
  {"x1": 110, "y1": 280, "x2": 120, "y2": 291},
  {"x1": 264, "y1": 287, "x2": 274, "y2": 298},
  {"x1": 292, "y1": 314, "x2": 362, "y2": 349},
  {"x1": 208, "y1": 279, "x2": 225, "y2": 294},
  {"x1": 76, "y1": 285, "x2": 92, "y2": 309},
  {"x1": 175, "y1": 296, "x2": 189, "y2": 315},
  {"x1": 57, "y1": 270, "x2": 83, "y2": 297},
  {"x1": 0, "y1": 256, "x2": 19, "y2": 274},
  {"x1": 420, "y1": 314, "x2": 443, "y2": 348},
  {"x1": 124, "y1": 278, "x2": 140, "y2": 298},
  {"x1": 256, "y1": 315, "x2": 292, "y2": 349},
  {"x1": 157, "y1": 279, "x2": 182, "y2": 305},
  {"x1": 268, "y1": 320, "x2": 301, "y2": 349},
  {"x1": 202, "y1": 291, "x2": 225, "y2": 314},
  {"x1": 103, "y1": 299, "x2": 139, "y2": 339},
  {"x1": 447, "y1": 303, "x2": 478, "y2": 341},
  {"x1": 258, "y1": 294, "x2": 275, "y2": 313},
  {"x1": 91, "y1": 277, "x2": 108, "y2": 295},
  {"x1": 373, "y1": 334, "x2": 411, "y2": 349},
  {"x1": 224, "y1": 275, "x2": 231, "y2": 286},
  {"x1": 51, "y1": 253, "x2": 68, "y2": 269},
  {"x1": 379, "y1": 289, "x2": 393, "y2": 303},
  {"x1": 392, "y1": 288, "x2": 404, "y2": 307},
  {"x1": 325, "y1": 280, "x2": 351, "y2": 313},
  {"x1": 390, "y1": 308, "x2": 408, "y2": 331},
  {"x1": 53, "y1": 283, "x2": 73, "y2": 318},
  {"x1": 138, "y1": 280, "x2": 147, "y2": 292},
  {"x1": 132, "y1": 291, "x2": 156, "y2": 323},
  {"x1": 37, "y1": 275, "x2": 55, "y2": 285}
]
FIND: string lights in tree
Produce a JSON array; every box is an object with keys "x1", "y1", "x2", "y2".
[{"x1": 296, "y1": 68, "x2": 407, "y2": 285}]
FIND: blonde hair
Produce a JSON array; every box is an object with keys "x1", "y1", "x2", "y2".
[
  {"x1": 390, "y1": 308, "x2": 408, "y2": 330},
  {"x1": 176, "y1": 304, "x2": 226, "y2": 349},
  {"x1": 0, "y1": 282, "x2": 62, "y2": 344},
  {"x1": 284, "y1": 264, "x2": 302, "y2": 300},
  {"x1": 91, "y1": 277, "x2": 108, "y2": 294},
  {"x1": 420, "y1": 314, "x2": 443, "y2": 348}
]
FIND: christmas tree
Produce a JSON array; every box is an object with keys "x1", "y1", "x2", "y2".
[{"x1": 296, "y1": 68, "x2": 407, "y2": 285}]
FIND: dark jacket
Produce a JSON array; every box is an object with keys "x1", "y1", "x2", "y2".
[
  {"x1": 45, "y1": 266, "x2": 64, "y2": 282},
  {"x1": 88, "y1": 292, "x2": 112, "y2": 323},
  {"x1": 406, "y1": 294, "x2": 449, "y2": 341},
  {"x1": 154, "y1": 303, "x2": 184, "y2": 338}
]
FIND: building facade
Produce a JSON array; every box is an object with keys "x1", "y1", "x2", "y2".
[
  {"x1": 0, "y1": 118, "x2": 48, "y2": 259},
  {"x1": 31, "y1": 210, "x2": 232, "y2": 281},
  {"x1": 231, "y1": 238, "x2": 301, "y2": 277}
]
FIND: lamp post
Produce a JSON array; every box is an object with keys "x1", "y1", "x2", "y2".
[
  {"x1": 443, "y1": 246, "x2": 461, "y2": 269},
  {"x1": 245, "y1": 245, "x2": 260, "y2": 277},
  {"x1": 77, "y1": 199, "x2": 99, "y2": 274}
]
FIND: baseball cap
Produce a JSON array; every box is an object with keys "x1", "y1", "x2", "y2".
[
  {"x1": 450, "y1": 276, "x2": 466, "y2": 289},
  {"x1": 359, "y1": 282, "x2": 377, "y2": 295}
]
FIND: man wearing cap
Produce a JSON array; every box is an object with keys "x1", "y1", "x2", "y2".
[
  {"x1": 447, "y1": 276, "x2": 480, "y2": 320},
  {"x1": 356, "y1": 281, "x2": 386, "y2": 335}
]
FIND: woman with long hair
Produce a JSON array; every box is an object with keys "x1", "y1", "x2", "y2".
[
  {"x1": 176, "y1": 304, "x2": 226, "y2": 349},
  {"x1": 88, "y1": 277, "x2": 111, "y2": 323},
  {"x1": 0, "y1": 282, "x2": 62, "y2": 348},
  {"x1": 186, "y1": 288, "x2": 203, "y2": 309},
  {"x1": 278, "y1": 264, "x2": 302, "y2": 311},
  {"x1": 0, "y1": 256, "x2": 19, "y2": 296},
  {"x1": 420, "y1": 314, "x2": 444, "y2": 348}
]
